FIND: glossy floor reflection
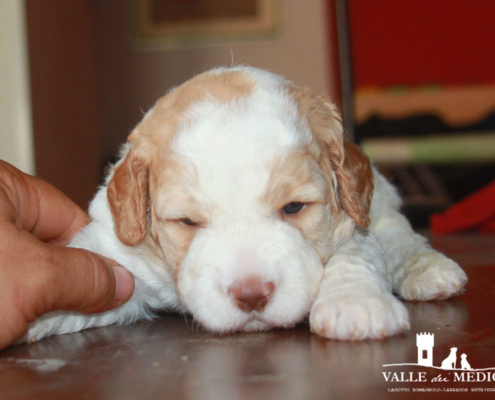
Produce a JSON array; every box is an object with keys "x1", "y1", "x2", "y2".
[{"x1": 1, "y1": 234, "x2": 494, "y2": 399}]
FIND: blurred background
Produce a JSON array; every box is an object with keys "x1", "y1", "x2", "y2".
[{"x1": 1, "y1": 0, "x2": 494, "y2": 231}]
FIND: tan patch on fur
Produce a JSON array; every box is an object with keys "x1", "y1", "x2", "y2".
[
  {"x1": 147, "y1": 156, "x2": 207, "y2": 276},
  {"x1": 264, "y1": 151, "x2": 324, "y2": 208},
  {"x1": 107, "y1": 69, "x2": 253, "y2": 247},
  {"x1": 150, "y1": 219, "x2": 199, "y2": 280},
  {"x1": 137, "y1": 70, "x2": 254, "y2": 151},
  {"x1": 287, "y1": 85, "x2": 374, "y2": 228},
  {"x1": 263, "y1": 150, "x2": 333, "y2": 262}
]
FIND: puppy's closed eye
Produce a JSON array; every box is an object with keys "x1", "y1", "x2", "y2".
[{"x1": 180, "y1": 217, "x2": 199, "y2": 227}]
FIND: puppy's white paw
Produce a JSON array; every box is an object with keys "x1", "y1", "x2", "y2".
[
  {"x1": 397, "y1": 252, "x2": 467, "y2": 301},
  {"x1": 309, "y1": 291, "x2": 410, "y2": 340}
]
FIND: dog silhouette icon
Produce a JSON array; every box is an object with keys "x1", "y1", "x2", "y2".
[
  {"x1": 460, "y1": 354, "x2": 472, "y2": 370},
  {"x1": 441, "y1": 347, "x2": 458, "y2": 369}
]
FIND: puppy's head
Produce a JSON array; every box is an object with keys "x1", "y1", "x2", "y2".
[{"x1": 107, "y1": 67, "x2": 373, "y2": 333}]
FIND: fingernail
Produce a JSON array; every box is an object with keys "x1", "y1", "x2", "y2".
[{"x1": 112, "y1": 265, "x2": 135, "y2": 303}]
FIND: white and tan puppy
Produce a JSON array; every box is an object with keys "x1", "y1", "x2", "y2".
[{"x1": 23, "y1": 67, "x2": 467, "y2": 343}]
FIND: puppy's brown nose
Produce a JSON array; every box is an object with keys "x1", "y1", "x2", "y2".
[{"x1": 229, "y1": 276, "x2": 275, "y2": 313}]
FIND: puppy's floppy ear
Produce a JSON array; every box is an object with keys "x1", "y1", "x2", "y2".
[
  {"x1": 337, "y1": 140, "x2": 374, "y2": 227},
  {"x1": 107, "y1": 134, "x2": 149, "y2": 246},
  {"x1": 290, "y1": 87, "x2": 373, "y2": 227}
]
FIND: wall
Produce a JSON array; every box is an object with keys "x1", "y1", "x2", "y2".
[
  {"x1": 25, "y1": 0, "x2": 103, "y2": 208},
  {"x1": 0, "y1": 0, "x2": 34, "y2": 174},
  {"x1": 95, "y1": 0, "x2": 333, "y2": 159}
]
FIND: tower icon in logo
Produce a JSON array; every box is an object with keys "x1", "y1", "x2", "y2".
[{"x1": 416, "y1": 332, "x2": 434, "y2": 367}]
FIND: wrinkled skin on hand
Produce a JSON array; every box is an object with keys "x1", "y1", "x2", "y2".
[{"x1": 0, "y1": 161, "x2": 134, "y2": 350}]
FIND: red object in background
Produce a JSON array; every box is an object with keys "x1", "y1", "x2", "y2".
[
  {"x1": 480, "y1": 218, "x2": 495, "y2": 234},
  {"x1": 347, "y1": 0, "x2": 495, "y2": 89},
  {"x1": 430, "y1": 180, "x2": 495, "y2": 235}
]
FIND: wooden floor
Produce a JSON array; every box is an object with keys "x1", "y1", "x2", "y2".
[{"x1": 1, "y1": 234, "x2": 495, "y2": 400}]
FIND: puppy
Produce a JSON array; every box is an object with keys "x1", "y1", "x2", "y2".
[{"x1": 22, "y1": 67, "x2": 467, "y2": 343}]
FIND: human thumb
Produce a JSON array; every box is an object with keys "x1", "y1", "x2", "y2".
[{"x1": 22, "y1": 244, "x2": 135, "y2": 318}]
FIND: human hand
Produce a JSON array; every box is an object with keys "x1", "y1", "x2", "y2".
[{"x1": 0, "y1": 161, "x2": 134, "y2": 350}]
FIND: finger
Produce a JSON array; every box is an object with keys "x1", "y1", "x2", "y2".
[
  {"x1": 45, "y1": 246, "x2": 135, "y2": 314},
  {"x1": 0, "y1": 161, "x2": 89, "y2": 245},
  {"x1": 19, "y1": 242, "x2": 135, "y2": 320},
  {"x1": 0, "y1": 299, "x2": 29, "y2": 350},
  {"x1": 30, "y1": 177, "x2": 90, "y2": 245}
]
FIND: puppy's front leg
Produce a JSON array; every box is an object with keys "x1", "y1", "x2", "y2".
[
  {"x1": 310, "y1": 228, "x2": 410, "y2": 340},
  {"x1": 18, "y1": 284, "x2": 151, "y2": 344}
]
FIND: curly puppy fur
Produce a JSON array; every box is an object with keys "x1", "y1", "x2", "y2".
[{"x1": 22, "y1": 67, "x2": 467, "y2": 343}]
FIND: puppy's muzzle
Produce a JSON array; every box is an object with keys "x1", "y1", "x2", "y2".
[{"x1": 228, "y1": 276, "x2": 275, "y2": 313}]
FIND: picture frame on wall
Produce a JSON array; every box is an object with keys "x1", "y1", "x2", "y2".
[{"x1": 129, "y1": 0, "x2": 281, "y2": 49}]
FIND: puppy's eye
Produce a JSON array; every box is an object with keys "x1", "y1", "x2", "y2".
[
  {"x1": 180, "y1": 218, "x2": 198, "y2": 226},
  {"x1": 282, "y1": 202, "x2": 305, "y2": 215}
]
